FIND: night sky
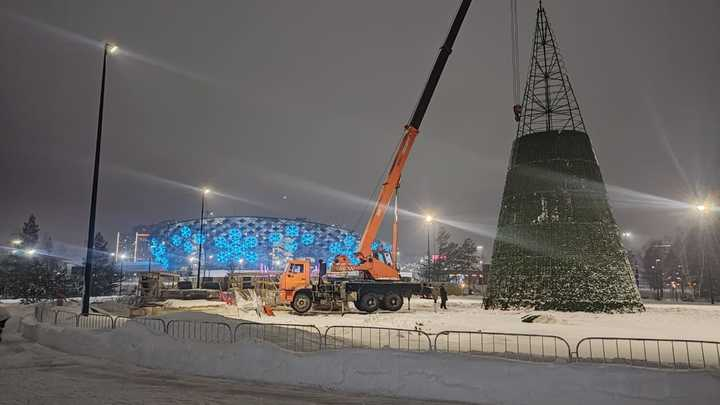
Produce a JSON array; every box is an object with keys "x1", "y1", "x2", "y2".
[{"x1": 1, "y1": 0, "x2": 718, "y2": 260}]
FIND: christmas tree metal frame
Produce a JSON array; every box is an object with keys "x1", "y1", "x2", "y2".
[{"x1": 486, "y1": 2, "x2": 644, "y2": 312}]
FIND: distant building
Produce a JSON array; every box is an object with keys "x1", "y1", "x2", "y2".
[{"x1": 135, "y1": 216, "x2": 388, "y2": 272}]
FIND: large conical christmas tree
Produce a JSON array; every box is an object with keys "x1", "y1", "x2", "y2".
[{"x1": 485, "y1": 2, "x2": 643, "y2": 312}]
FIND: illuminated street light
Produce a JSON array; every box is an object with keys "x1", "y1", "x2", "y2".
[
  {"x1": 424, "y1": 214, "x2": 434, "y2": 280},
  {"x1": 82, "y1": 41, "x2": 120, "y2": 315},
  {"x1": 26, "y1": 249, "x2": 36, "y2": 256},
  {"x1": 693, "y1": 199, "x2": 715, "y2": 304},
  {"x1": 118, "y1": 253, "x2": 128, "y2": 295},
  {"x1": 196, "y1": 187, "x2": 212, "y2": 288},
  {"x1": 11, "y1": 239, "x2": 22, "y2": 246}
]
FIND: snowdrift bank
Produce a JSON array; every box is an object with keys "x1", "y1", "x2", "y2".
[{"x1": 20, "y1": 317, "x2": 720, "y2": 405}]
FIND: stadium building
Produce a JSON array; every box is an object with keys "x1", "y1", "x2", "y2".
[{"x1": 144, "y1": 216, "x2": 386, "y2": 271}]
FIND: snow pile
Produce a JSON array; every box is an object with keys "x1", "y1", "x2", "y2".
[
  {"x1": 20, "y1": 315, "x2": 720, "y2": 405},
  {"x1": 161, "y1": 299, "x2": 227, "y2": 309}
]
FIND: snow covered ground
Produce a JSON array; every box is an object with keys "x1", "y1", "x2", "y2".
[
  {"x1": 5, "y1": 302, "x2": 720, "y2": 404},
  {"x1": 0, "y1": 305, "x2": 459, "y2": 405},
  {"x1": 190, "y1": 297, "x2": 720, "y2": 346}
]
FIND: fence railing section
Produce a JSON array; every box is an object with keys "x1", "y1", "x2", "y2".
[
  {"x1": 575, "y1": 337, "x2": 720, "y2": 369},
  {"x1": 32, "y1": 306, "x2": 720, "y2": 370},
  {"x1": 34, "y1": 305, "x2": 53, "y2": 323},
  {"x1": 53, "y1": 310, "x2": 80, "y2": 327},
  {"x1": 234, "y1": 323, "x2": 323, "y2": 352},
  {"x1": 77, "y1": 313, "x2": 114, "y2": 329},
  {"x1": 165, "y1": 320, "x2": 233, "y2": 343},
  {"x1": 115, "y1": 317, "x2": 167, "y2": 333},
  {"x1": 435, "y1": 331, "x2": 572, "y2": 362},
  {"x1": 324, "y1": 326, "x2": 433, "y2": 352}
]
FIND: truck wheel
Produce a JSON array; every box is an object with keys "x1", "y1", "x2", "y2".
[
  {"x1": 291, "y1": 292, "x2": 312, "y2": 314},
  {"x1": 359, "y1": 293, "x2": 380, "y2": 313},
  {"x1": 353, "y1": 300, "x2": 366, "y2": 312},
  {"x1": 383, "y1": 292, "x2": 404, "y2": 311}
]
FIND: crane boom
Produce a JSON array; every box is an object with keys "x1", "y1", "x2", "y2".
[{"x1": 357, "y1": 0, "x2": 472, "y2": 261}]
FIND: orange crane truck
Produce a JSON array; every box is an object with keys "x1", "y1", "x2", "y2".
[{"x1": 278, "y1": 0, "x2": 472, "y2": 314}]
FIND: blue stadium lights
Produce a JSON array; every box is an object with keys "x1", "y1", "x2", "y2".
[
  {"x1": 269, "y1": 231, "x2": 283, "y2": 246},
  {"x1": 284, "y1": 240, "x2": 298, "y2": 253},
  {"x1": 285, "y1": 224, "x2": 299, "y2": 237},
  {"x1": 301, "y1": 232, "x2": 315, "y2": 246},
  {"x1": 343, "y1": 234, "x2": 356, "y2": 248},
  {"x1": 243, "y1": 235, "x2": 258, "y2": 250},
  {"x1": 228, "y1": 228, "x2": 242, "y2": 242},
  {"x1": 146, "y1": 216, "x2": 377, "y2": 270},
  {"x1": 329, "y1": 241, "x2": 343, "y2": 255}
]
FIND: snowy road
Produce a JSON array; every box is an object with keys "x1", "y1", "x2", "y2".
[
  {"x1": 0, "y1": 338, "x2": 468, "y2": 405},
  {"x1": 0, "y1": 309, "x2": 469, "y2": 405}
]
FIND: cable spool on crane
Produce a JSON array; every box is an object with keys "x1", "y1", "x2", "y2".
[{"x1": 510, "y1": 0, "x2": 521, "y2": 122}]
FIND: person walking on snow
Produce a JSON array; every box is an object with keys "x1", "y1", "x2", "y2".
[
  {"x1": 439, "y1": 284, "x2": 448, "y2": 310},
  {"x1": 0, "y1": 306, "x2": 10, "y2": 342}
]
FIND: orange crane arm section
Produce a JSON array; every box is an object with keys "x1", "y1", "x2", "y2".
[
  {"x1": 357, "y1": 126, "x2": 418, "y2": 260},
  {"x1": 354, "y1": 0, "x2": 472, "y2": 263}
]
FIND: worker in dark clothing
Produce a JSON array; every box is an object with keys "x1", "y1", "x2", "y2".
[
  {"x1": 0, "y1": 306, "x2": 10, "y2": 343},
  {"x1": 439, "y1": 284, "x2": 448, "y2": 310}
]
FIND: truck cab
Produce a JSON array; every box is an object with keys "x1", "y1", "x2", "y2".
[{"x1": 278, "y1": 259, "x2": 313, "y2": 311}]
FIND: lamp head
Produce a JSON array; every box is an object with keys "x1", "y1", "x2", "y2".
[
  {"x1": 106, "y1": 43, "x2": 119, "y2": 54},
  {"x1": 424, "y1": 215, "x2": 433, "y2": 223}
]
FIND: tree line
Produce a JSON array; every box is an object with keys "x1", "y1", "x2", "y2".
[
  {"x1": 639, "y1": 219, "x2": 719, "y2": 302},
  {"x1": 420, "y1": 226, "x2": 483, "y2": 281},
  {"x1": 0, "y1": 214, "x2": 120, "y2": 302}
]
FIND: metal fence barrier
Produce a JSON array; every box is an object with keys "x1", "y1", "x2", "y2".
[
  {"x1": 53, "y1": 310, "x2": 79, "y2": 327},
  {"x1": 77, "y1": 313, "x2": 114, "y2": 329},
  {"x1": 113, "y1": 316, "x2": 130, "y2": 329},
  {"x1": 31, "y1": 306, "x2": 720, "y2": 370},
  {"x1": 114, "y1": 316, "x2": 167, "y2": 333},
  {"x1": 575, "y1": 337, "x2": 720, "y2": 369},
  {"x1": 435, "y1": 331, "x2": 572, "y2": 362},
  {"x1": 324, "y1": 326, "x2": 433, "y2": 352},
  {"x1": 234, "y1": 323, "x2": 323, "y2": 352},
  {"x1": 34, "y1": 305, "x2": 52, "y2": 323},
  {"x1": 165, "y1": 320, "x2": 233, "y2": 343}
]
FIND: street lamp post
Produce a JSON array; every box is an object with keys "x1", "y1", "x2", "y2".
[
  {"x1": 425, "y1": 215, "x2": 433, "y2": 281},
  {"x1": 118, "y1": 253, "x2": 127, "y2": 295},
  {"x1": 82, "y1": 42, "x2": 118, "y2": 316},
  {"x1": 696, "y1": 202, "x2": 715, "y2": 304},
  {"x1": 196, "y1": 188, "x2": 211, "y2": 288}
]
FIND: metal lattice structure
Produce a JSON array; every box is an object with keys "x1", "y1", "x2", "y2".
[
  {"x1": 486, "y1": 2, "x2": 643, "y2": 312},
  {"x1": 516, "y1": 2, "x2": 585, "y2": 138}
]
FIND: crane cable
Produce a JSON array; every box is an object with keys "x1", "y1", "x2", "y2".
[{"x1": 510, "y1": 0, "x2": 522, "y2": 122}]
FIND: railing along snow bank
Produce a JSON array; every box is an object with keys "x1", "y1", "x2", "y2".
[{"x1": 20, "y1": 317, "x2": 720, "y2": 405}]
